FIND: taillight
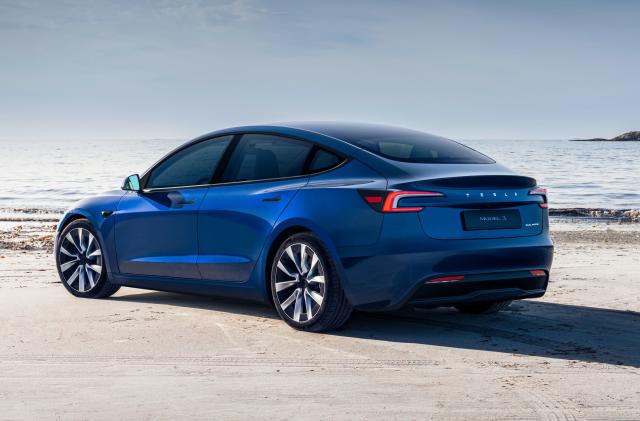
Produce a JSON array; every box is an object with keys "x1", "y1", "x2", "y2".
[
  {"x1": 359, "y1": 190, "x2": 444, "y2": 213},
  {"x1": 382, "y1": 191, "x2": 444, "y2": 212},
  {"x1": 528, "y1": 188, "x2": 548, "y2": 208},
  {"x1": 530, "y1": 270, "x2": 546, "y2": 277}
]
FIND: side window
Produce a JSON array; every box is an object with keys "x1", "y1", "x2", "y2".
[
  {"x1": 222, "y1": 134, "x2": 313, "y2": 182},
  {"x1": 146, "y1": 136, "x2": 233, "y2": 189},
  {"x1": 308, "y1": 149, "x2": 342, "y2": 173}
]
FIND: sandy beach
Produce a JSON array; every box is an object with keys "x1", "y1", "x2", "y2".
[
  {"x1": 3, "y1": 0, "x2": 640, "y2": 419},
  {"x1": 1, "y1": 220, "x2": 639, "y2": 420}
]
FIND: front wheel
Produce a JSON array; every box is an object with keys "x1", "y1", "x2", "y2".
[
  {"x1": 455, "y1": 300, "x2": 512, "y2": 314},
  {"x1": 55, "y1": 219, "x2": 120, "y2": 299},
  {"x1": 270, "y1": 233, "x2": 352, "y2": 332}
]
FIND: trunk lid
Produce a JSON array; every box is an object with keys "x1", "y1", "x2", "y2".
[{"x1": 389, "y1": 168, "x2": 544, "y2": 240}]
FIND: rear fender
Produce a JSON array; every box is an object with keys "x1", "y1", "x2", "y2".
[{"x1": 247, "y1": 218, "x2": 346, "y2": 304}]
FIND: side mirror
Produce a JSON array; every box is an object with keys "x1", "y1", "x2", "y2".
[{"x1": 122, "y1": 174, "x2": 141, "y2": 192}]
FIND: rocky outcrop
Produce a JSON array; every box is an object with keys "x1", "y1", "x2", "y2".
[
  {"x1": 611, "y1": 131, "x2": 640, "y2": 141},
  {"x1": 572, "y1": 131, "x2": 640, "y2": 141}
]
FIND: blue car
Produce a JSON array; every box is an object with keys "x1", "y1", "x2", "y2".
[{"x1": 54, "y1": 122, "x2": 553, "y2": 331}]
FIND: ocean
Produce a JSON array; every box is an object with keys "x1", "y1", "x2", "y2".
[{"x1": 0, "y1": 138, "x2": 638, "y2": 221}]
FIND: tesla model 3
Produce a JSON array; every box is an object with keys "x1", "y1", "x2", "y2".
[{"x1": 54, "y1": 122, "x2": 553, "y2": 331}]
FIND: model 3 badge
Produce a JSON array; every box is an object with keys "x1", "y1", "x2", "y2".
[{"x1": 479, "y1": 216, "x2": 507, "y2": 221}]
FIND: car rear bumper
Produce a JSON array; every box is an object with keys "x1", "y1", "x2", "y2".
[
  {"x1": 337, "y1": 234, "x2": 553, "y2": 311},
  {"x1": 408, "y1": 270, "x2": 547, "y2": 308}
]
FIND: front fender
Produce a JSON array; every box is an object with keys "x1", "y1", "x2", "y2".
[{"x1": 55, "y1": 190, "x2": 125, "y2": 277}]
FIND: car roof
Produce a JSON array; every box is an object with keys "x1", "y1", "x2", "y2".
[
  {"x1": 269, "y1": 121, "x2": 450, "y2": 144},
  {"x1": 192, "y1": 122, "x2": 461, "y2": 177},
  {"x1": 194, "y1": 122, "x2": 389, "y2": 157},
  {"x1": 272, "y1": 121, "x2": 410, "y2": 136},
  {"x1": 203, "y1": 121, "x2": 439, "y2": 142},
  {"x1": 202, "y1": 121, "x2": 445, "y2": 155},
  {"x1": 189, "y1": 122, "x2": 508, "y2": 180}
]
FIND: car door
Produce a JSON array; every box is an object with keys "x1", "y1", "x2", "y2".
[
  {"x1": 115, "y1": 135, "x2": 233, "y2": 279},
  {"x1": 197, "y1": 133, "x2": 314, "y2": 282}
]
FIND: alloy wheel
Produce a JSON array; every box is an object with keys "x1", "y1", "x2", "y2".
[
  {"x1": 58, "y1": 228, "x2": 103, "y2": 293},
  {"x1": 274, "y1": 242, "x2": 326, "y2": 323}
]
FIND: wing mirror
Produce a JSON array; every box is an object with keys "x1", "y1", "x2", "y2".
[{"x1": 122, "y1": 174, "x2": 141, "y2": 192}]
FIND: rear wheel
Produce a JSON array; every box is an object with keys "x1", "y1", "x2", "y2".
[
  {"x1": 56, "y1": 219, "x2": 120, "y2": 298},
  {"x1": 270, "y1": 233, "x2": 352, "y2": 332},
  {"x1": 455, "y1": 300, "x2": 512, "y2": 314}
]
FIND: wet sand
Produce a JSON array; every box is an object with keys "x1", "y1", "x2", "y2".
[{"x1": 1, "y1": 221, "x2": 639, "y2": 420}]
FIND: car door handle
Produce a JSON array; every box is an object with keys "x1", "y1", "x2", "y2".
[
  {"x1": 262, "y1": 196, "x2": 282, "y2": 202},
  {"x1": 176, "y1": 200, "x2": 195, "y2": 205}
]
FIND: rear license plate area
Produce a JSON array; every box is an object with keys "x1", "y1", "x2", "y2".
[{"x1": 462, "y1": 209, "x2": 522, "y2": 230}]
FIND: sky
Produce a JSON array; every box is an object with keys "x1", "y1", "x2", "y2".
[{"x1": 1, "y1": 0, "x2": 639, "y2": 141}]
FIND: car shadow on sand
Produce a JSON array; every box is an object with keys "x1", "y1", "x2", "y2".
[
  {"x1": 111, "y1": 290, "x2": 280, "y2": 319},
  {"x1": 113, "y1": 291, "x2": 640, "y2": 368},
  {"x1": 345, "y1": 301, "x2": 640, "y2": 367}
]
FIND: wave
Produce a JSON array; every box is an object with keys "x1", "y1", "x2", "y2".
[
  {"x1": 549, "y1": 208, "x2": 640, "y2": 222},
  {"x1": 0, "y1": 207, "x2": 64, "y2": 222}
]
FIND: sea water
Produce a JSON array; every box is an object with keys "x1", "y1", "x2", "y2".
[{"x1": 0, "y1": 138, "x2": 637, "y2": 220}]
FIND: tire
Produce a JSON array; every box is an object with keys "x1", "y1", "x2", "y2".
[
  {"x1": 455, "y1": 300, "x2": 512, "y2": 314},
  {"x1": 55, "y1": 218, "x2": 121, "y2": 299},
  {"x1": 270, "y1": 232, "x2": 352, "y2": 332}
]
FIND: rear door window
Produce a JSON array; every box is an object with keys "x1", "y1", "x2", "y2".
[{"x1": 222, "y1": 134, "x2": 314, "y2": 182}]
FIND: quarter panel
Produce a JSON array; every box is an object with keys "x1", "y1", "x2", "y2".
[{"x1": 286, "y1": 160, "x2": 387, "y2": 248}]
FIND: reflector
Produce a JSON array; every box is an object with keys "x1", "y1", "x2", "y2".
[{"x1": 428, "y1": 275, "x2": 465, "y2": 283}]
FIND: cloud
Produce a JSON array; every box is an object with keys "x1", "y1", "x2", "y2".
[{"x1": 0, "y1": 0, "x2": 639, "y2": 140}]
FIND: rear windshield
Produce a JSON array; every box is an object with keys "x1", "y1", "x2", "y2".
[{"x1": 319, "y1": 124, "x2": 494, "y2": 164}]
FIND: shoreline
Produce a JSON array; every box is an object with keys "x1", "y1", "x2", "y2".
[
  {"x1": 1, "y1": 215, "x2": 640, "y2": 253},
  {"x1": 549, "y1": 208, "x2": 640, "y2": 222}
]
